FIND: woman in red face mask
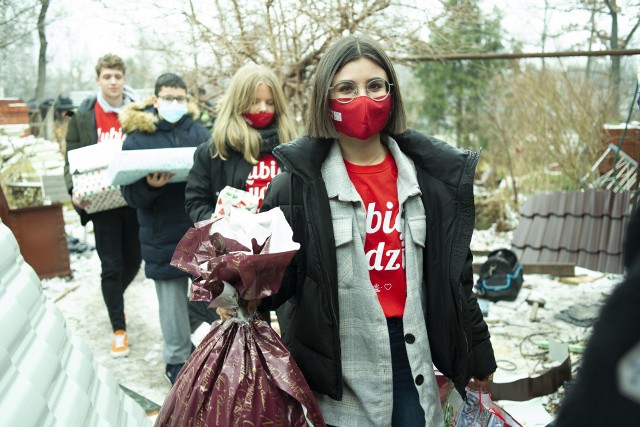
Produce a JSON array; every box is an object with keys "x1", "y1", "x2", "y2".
[
  {"x1": 184, "y1": 64, "x2": 297, "y2": 324},
  {"x1": 258, "y1": 35, "x2": 497, "y2": 426}
]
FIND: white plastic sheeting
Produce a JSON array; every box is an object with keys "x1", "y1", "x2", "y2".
[{"x1": 0, "y1": 221, "x2": 151, "y2": 427}]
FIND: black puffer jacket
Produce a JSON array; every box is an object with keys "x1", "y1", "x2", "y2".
[
  {"x1": 261, "y1": 129, "x2": 496, "y2": 400},
  {"x1": 119, "y1": 100, "x2": 210, "y2": 280},
  {"x1": 555, "y1": 206, "x2": 640, "y2": 426},
  {"x1": 184, "y1": 127, "x2": 282, "y2": 223}
]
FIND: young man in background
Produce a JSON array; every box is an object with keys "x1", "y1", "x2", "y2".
[{"x1": 64, "y1": 54, "x2": 141, "y2": 358}]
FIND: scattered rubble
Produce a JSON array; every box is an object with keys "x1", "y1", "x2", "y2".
[{"x1": 0, "y1": 134, "x2": 66, "y2": 208}]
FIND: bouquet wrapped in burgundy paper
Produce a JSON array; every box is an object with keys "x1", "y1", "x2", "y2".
[{"x1": 155, "y1": 207, "x2": 326, "y2": 427}]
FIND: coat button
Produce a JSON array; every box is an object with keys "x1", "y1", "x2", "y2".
[
  {"x1": 415, "y1": 375, "x2": 424, "y2": 385},
  {"x1": 404, "y1": 333, "x2": 415, "y2": 344}
]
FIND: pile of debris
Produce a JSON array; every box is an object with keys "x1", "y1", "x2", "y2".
[
  {"x1": 0, "y1": 134, "x2": 68, "y2": 208},
  {"x1": 471, "y1": 227, "x2": 624, "y2": 424}
]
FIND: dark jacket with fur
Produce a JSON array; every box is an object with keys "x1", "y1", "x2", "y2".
[
  {"x1": 119, "y1": 99, "x2": 210, "y2": 280},
  {"x1": 260, "y1": 130, "x2": 496, "y2": 400}
]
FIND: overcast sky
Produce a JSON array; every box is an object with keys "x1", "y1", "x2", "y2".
[
  {"x1": 38, "y1": 0, "x2": 640, "y2": 93},
  {"x1": 49, "y1": 1, "x2": 577, "y2": 55}
]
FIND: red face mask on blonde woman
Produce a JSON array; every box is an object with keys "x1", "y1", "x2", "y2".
[
  {"x1": 243, "y1": 84, "x2": 276, "y2": 129},
  {"x1": 243, "y1": 112, "x2": 274, "y2": 128}
]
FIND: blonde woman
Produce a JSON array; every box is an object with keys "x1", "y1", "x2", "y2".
[
  {"x1": 185, "y1": 64, "x2": 296, "y2": 219},
  {"x1": 185, "y1": 63, "x2": 297, "y2": 322}
]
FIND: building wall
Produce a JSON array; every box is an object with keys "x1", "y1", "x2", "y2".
[{"x1": 601, "y1": 125, "x2": 640, "y2": 174}]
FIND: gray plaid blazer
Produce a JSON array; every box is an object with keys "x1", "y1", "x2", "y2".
[{"x1": 313, "y1": 139, "x2": 442, "y2": 427}]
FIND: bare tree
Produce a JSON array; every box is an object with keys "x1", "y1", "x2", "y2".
[
  {"x1": 602, "y1": 0, "x2": 640, "y2": 117},
  {"x1": 172, "y1": 0, "x2": 445, "y2": 126},
  {"x1": 484, "y1": 66, "x2": 611, "y2": 203},
  {"x1": 542, "y1": 0, "x2": 550, "y2": 69},
  {"x1": 34, "y1": 0, "x2": 51, "y2": 101},
  {"x1": 0, "y1": 0, "x2": 39, "y2": 96},
  {"x1": 0, "y1": 0, "x2": 40, "y2": 49},
  {"x1": 551, "y1": 0, "x2": 640, "y2": 118}
]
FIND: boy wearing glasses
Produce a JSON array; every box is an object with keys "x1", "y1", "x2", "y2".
[
  {"x1": 119, "y1": 73, "x2": 210, "y2": 385},
  {"x1": 64, "y1": 54, "x2": 142, "y2": 359}
]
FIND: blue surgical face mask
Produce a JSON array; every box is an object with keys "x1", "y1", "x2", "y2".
[{"x1": 158, "y1": 101, "x2": 188, "y2": 123}]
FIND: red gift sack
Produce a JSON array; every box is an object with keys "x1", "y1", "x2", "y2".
[
  {"x1": 155, "y1": 317, "x2": 325, "y2": 426},
  {"x1": 156, "y1": 208, "x2": 326, "y2": 426}
]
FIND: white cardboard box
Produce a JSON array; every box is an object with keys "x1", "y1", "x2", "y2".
[{"x1": 107, "y1": 147, "x2": 197, "y2": 186}]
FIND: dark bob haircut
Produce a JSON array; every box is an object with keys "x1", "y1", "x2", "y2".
[
  {"x1": 154, "y1": 73, "x2": 187, "y2": 96},
  {"x1": 306, "y1": 35, "x2": 407, "y2": 138}
]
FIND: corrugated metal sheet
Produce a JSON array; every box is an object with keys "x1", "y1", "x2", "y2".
[
  {"x1": 0, "y1": 220, "x2": 151, "y2": 427},
  {"x1": 512, "y1": 190, "x2": 632, "y2": 274}
]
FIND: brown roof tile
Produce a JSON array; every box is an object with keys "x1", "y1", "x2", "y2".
[{"x1": 511, "y1": 190, "x2": 632, "y2": 274}]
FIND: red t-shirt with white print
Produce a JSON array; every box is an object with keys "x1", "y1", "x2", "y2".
[
  {"x1": 246, "y1": 153, "x2": 280, "y2": 208},
  {"x1": 345, "y1": 152, "x2": 406, "y2": 318},
  {"x1": 94, "y1": 101, "x2": 124, "y2": 144}
]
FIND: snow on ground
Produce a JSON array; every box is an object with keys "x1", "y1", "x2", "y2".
[
  {"x1": 41, "y1": 207, "x2": 211, "y2": 414},
  {"x1": 41, "y1": 206, "x2": 624, "y2": 425}
]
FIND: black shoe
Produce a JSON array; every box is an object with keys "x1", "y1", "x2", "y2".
[{"x1": 165, "y1": 363, "x2": 184, "y2": 385}]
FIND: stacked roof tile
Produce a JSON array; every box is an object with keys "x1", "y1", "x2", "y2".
[{"x1": 511, "y1": 190, "x2": 633, "y2": 274}]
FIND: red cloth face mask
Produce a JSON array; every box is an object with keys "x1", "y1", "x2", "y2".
[
  {"x1": 329, "y1": 94, "x2": 392, "y2": 140},
  {"x1": 243, "y1": 112, "x2": 275, "y2": 129}
]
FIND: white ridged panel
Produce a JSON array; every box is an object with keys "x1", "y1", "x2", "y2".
[
  {"x1": 48, "y1": 375, "x2": 93, "y2": 426},
  {"x1": 60, "y1": 342, "x2": 94, "y2": 393},
  {"x1": 0, "y1": 221, "x2": 151, "y2": 427},
  {"x1": 0, "y1": 289, "x2": 29, "y2": 363}
]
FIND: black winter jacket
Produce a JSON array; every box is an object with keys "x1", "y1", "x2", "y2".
[
  {"x1": 184, "y1": 127, "x2": 282, "y2": 223},
  {"x1": 261, "y1": 130, "x2": 497, "y2": 400},
  {"x1": 119, "y1": 101, "x2": 210, "y2": 280},
  {"x1": 64, "y1": 96, "x2": 99, "y2": 193},
  {"x1": 555, "y1": 206, "x2": 640, "y2": 425},
  {"x1": 64, "y1": 96, "x2": 101, "y2": 225}
]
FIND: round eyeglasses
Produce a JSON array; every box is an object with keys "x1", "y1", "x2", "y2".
[{"x1": 328, "y1": 78, "x2": 393, "y2": 104}]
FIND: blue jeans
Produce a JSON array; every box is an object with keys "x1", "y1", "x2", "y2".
[{"x1": 388, "y1": 317, "x2": 426, "y2": 427}]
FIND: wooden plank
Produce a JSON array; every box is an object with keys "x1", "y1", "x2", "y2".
[
  {"x1": 473, "y1": 262, "x2": 575, "y2": 277},
  {"x1": 471, "y1": 249, "x2": 492, "y2": 257},
  {"x1": 560, "y1": 273, "x2": 606, "y2": 285},
  {"x1": 522, "y1": 263, "x2": 575, "y2": 276},
  {"x1": 119, "y1": 385, "x2": 161, "y2": 416}
]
